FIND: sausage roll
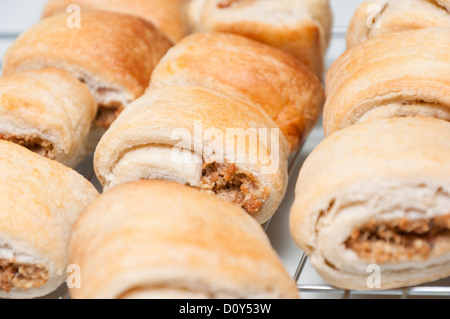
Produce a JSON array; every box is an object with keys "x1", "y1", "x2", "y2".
[
  {"x1": 290, "y1": 117, "x2": 450, "y2": 290},
  {"x1": 0, "y1": 68, "x2": 96, "y2": 168},
  {"x1": 149, "y1": 32, "x2": 325, "y2": 154},
  {"x1": 69, "y1": 180, "x2": 299, "y2": 299},
  {"x1": 324, "y1": 28, "x2": 450, "y2": 137},
  {"x1": 2, "y1": 11, "x2": 173, "y2": 129},
  {"x1": 94, "y1": 85, "x2": 289, "y2": 224},
  {"x1": 347, "y1": 0, "x2": 450, "y2": 48},
  {"x1": 186, "y1": 0, "x2": 333, "y2": 78},
  {"x1": 41, "y1": 0, "x2": 188, "y2": 43},
  {"x1": 0, "y1": 140, "x2": 99, "y2": 299}
]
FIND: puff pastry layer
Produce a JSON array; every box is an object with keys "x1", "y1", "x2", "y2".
[
  {"x1": 187, "y1": 0, "x2": 332, "y2": 77},
  {"x1": 94, "y1": 85, "x2": 289, "y2": 224},
  {"x1": 70, "y1": 180, "x2": 298, "y2": 299},
  {"x1": 41, "y1": 0, "x2": 188, "y2": 43},
  {"x1": 324, "y1": 28, "x2": 450, "y2": 136}
]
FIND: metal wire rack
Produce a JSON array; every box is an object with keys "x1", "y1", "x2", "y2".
[{"x1": 1, "y1": 27, "x2": 450, "y2": 300}]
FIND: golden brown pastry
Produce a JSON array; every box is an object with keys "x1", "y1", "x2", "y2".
[
  {"x1": 347, "y1": 0, "x2": 450, "y2": 48},
  {"x1": 69, "y1": 180, "x2": 299, "y2": 299},
  {"x1": 94, "y1": 85, "x2": 289, "y2": 224},
  {"x1": 186, "y1": 0, "x2": 333, "y2": 78},
  {"x1": 150, "y1": 32, "x2": 325, "y2": 154},
  {"x1": 0, "y1": 68, "x2": 97, "y2": 167},
  {"x1": 290, "y1": 117, "x2": 450, "y2": 290},
  {"x1": 41, "y1": 0, "x2": 188, "y2": 43},
  {"x1": 2, "y1": 11, "x2": 173, "y2": 129},
  {"x1": 324, "y1": 28, "x2": 450, "y2": 137},
  {"x1": 0, "y1": 140, "x2": 99, "y2": 299}
]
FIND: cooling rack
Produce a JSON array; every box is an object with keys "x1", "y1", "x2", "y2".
[{"x1": 1, "y1": 26, "x2": 449, "y2": 300}]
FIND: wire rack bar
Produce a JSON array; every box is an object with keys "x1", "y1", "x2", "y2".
[
  {"x1": 331, "y1": 27, "x2": 348, "y2": 38},
  {"x1": 0, "y1": 32, "x2": 20, "y2": 39}
]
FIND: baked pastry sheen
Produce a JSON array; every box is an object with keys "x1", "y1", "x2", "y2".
[
  {"x1": 69, "y1": 180, "x2": 299, "y2": 299},
  {"x1": 0, "y1": 140, "x2": 98, "y2": 299},
  {"x1": 0, "y1": 68, "x2": 97, "y2": 167},
  {"x1": 347, "y1": 0, "x2": 450, "y2": 48},
  {"x1": 290, "y1": 117, "x2": 450, "y2": 290},
  {"x1": 41, "y1": 0, "x2": 188, "y2": 43},
  {"x1": 94, "y1": 85, "x2": 289, "y2": 224},
  {"x1": 324, "y1": 27, "x2": 450, "y2": 136},
  {"x1": 2, "y1": 11, "x2": 173, "y2": 129},
  {"x1": 150, "y1": 32, "x2": 325, "y2": 154},
  {"x1": 187, "y1": 0, "x2": 332, "y2": 77}
]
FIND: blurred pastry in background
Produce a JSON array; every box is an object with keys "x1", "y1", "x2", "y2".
[
  {"x1": 347, "y1": 0, "x2": 450, "y2": 48},
  {"x1": 150, "y1": 32, "x2": 325, "y2": 154},
  {"x1": 186, "y1": 0, "x2": 333, "y2": 78},
  {"x1": 41, "y1": 0, "x2": 189, "y2": 43}
]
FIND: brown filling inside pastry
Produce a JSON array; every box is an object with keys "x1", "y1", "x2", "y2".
[
  {"x1": 0, "y1": 134, "x2": 55, "y2": 159},
  {"x1": 346, "y1": 215, "x2": 450, "y2": 264},
  {"x1": 0, "y1": 260, "x2": 49, "y2": 293},
  {"x1": 94, "y1": 101, "x2": 124, "y2": 129},
  {"x1": 77, "y1": 78, "x2": 125, "y2": 129},
  {"x1": 200, "y1": 162, "x2": 270, "y2": 214},
  {"x1": 217, "y1": 0, "x2": 241, "y2": 8}
]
